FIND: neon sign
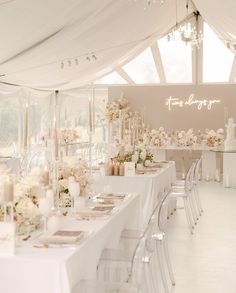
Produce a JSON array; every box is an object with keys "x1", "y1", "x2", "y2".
[{"x1": 166, "y1": 94, "x2": 221, "y2": 111}]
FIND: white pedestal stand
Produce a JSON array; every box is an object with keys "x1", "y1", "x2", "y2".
[
  {"x1": 202, "y1": 150, "x2": 216, "y2": 181},
  {"x1": 223, "y1": 153, "x2": 236, "y2": 188}
]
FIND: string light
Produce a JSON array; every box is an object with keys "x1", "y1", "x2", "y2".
[
  {"x1": 132, "y1": 0, "x2": 165, "y2": 8},
  {"x1": 59, "y1": 53, "x2": 98, "y2": 70}
]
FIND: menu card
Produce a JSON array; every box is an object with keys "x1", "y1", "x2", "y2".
[{"x1": 124, "y1": 162, "x2": 135, "y2": 176}]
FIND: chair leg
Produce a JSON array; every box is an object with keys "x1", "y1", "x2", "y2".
[
  {"x1": 162, "y1": 237, "x2": 175, "y2": 286},
  {"x1": 194, "y1": 185, "x2": 203, "y2": 213},
  {"x1": 149, "y1": 257, "x2": 162, "y2": 293},
  {"x1": 143, "y1": 263, "x2": 156, "y2": 293},
  {"x1": 183, "y1": 197, "x2": 194, "y2": 234},
  {"x1": 192, "y1": 187, "x2": 201, "y2": 218},
  {"x1": 156, "y1": 241, "x2": 170, "y2": 293},
  {"x1": 188, "y1": 193, "x2": 198, "y2": 225}
]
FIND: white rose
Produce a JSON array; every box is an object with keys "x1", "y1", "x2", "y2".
[{"x1": 140, "y1": 151, "x2": 146, "y2": 161}]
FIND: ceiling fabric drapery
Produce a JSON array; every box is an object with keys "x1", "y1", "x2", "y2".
[
  {"x1": 0, "y1": 0, "x2": 194, "y2": 90},
  {"x1": 193, "y1": 0, "x2": 236, "y2": 52},
  {"x1": 0, "y1": 0, "x2": 235, "y2": 91}
]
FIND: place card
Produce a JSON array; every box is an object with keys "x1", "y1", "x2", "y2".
[
  {"x1": 124, "y1": 162, "x2": 135, "y2": 176},
  {"x1": 0, "y1": 222, "x2": 15, "y2": 256}
]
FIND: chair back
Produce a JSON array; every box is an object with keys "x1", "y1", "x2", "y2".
[
  {"x1": 193, "y1": 157, "x2": 202, "y2": 184},
  {"x1": 184, "y1": 160, "x2": 197, "y2": 191}
]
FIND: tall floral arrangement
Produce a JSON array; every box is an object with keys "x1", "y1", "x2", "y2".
[
  {"x1": 104, "y1": 96, "x2": 133, "y2": 123},
  {"x1": 14, "y1": 168, "x2": 45, "y2": 234},
  {"x1": 59, "y1": 128, "x2": 79, "y2": 144}
]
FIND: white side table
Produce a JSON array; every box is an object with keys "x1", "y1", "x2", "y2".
[
  {"x1": 202, "y1": 150, "x2": 216, "y2": 181},
  {"x1": 223, "y1": 152, "x2": 236, "y2": 188}
]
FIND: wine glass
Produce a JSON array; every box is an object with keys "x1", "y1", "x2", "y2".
[
  {"x1": 38, "y1": 197, "x2": 51, "y2": 232},
  {"x1": 68, "y1": 180, "x2": 80, "y2": 212}
]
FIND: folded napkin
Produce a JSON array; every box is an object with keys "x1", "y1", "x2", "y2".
[
  {"x1": 77, "y1": 206, "x2": 114, "y2": 217},
  {"x1": 38, "y1": 230, "x2": 84, "y2": 244},
  {"x1": 97, "y1": 193, "x2": 126, "y2": 200}
]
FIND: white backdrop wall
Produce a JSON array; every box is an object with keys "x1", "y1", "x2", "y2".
[{"x1": 108, "y1": 84, "x2": 236, "y2": 131}]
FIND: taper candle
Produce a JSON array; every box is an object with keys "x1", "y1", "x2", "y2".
[
  {"x1": 24, "y1": 103, "x2": 29, "y2": 149},
  {"x1": 88, "y1": 97, "x2": 92, "y2": 132},
  {"x1": 3, "y1": 179, "x2": 14, "y2": 202},
  {"x1": 42, "y1": 167, "x2": 50, "y2": 186}
]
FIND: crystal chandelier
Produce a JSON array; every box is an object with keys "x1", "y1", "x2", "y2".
[
  {"x1": 167, "y1": 19, "x2": 203, "y2": 49},
  {"x1": 167, "y1": 1, "x2": 203, "y2": 49}
]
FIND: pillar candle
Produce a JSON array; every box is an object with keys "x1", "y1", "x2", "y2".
[
  {"x1": 42, "y1": 168, "x2": 50, "y2": 186},
  {"x1": 119, "y1": 163, "x2": 125, "y2": 176},
  {"x1": 114, "y1": 163, "x2": 119, "y2": 176},
  {"x1": 108, "y1": 160, "x2": 114, "y2": 176},
  {"x1": 3, "y1": 179, "x2": 14, "y2": 202}
]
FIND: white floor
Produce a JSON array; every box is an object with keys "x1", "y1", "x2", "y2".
[{"x1": 167, "y1": 182, "x2": 236, "y2": 293}]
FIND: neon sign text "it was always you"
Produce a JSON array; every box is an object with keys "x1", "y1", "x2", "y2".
[{"x1": 165, "y1": 94, "x2": 221, "y2": 111}]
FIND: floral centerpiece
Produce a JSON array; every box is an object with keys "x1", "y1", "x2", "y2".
[
  {"x1": 173, "y1": 129, "x2": 197, "y2": 147},
  {"x1": 150, "y1": 127, "x2": 169, "y2": 147},
  {"x1": 114, "y1": 144, "x2": 153, "y2": 166},
  {"x1": 58, "y1": 156, "x2": 93, "y2": 207},
  {"x1": 204, "y1": 128, "x2": 224, "y2": 147},
  {"x1": 14, "y1": 168, "x2": 45, "y2": 234},
  {"x1": 133, "y1": 145, "x2": 153, "y2": 166}
]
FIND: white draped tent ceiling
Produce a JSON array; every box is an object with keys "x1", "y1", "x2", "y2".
[{"x1": 0, "y1": 0, "x2": 235, "y2": 91}]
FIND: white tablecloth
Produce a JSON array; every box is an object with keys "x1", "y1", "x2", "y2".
[
  {"x1": 94, "y1": 162, "x2": 176, "y2": 228},
  {"x1": 151, "y1": 146, "x2": 218, "y2": 181},
  {"x1": 0, "y1": 194, "x2": 140, "y2": 293}
]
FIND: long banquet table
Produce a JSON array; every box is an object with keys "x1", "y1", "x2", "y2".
[
  {"x1": 95, "y1": 161, "x2": 176, "y2": 228},
  {"x1": 0, "y1": 194, "x2": 140, "y2": 293},
  {"x1": 0, "y1": 162, "x2": 176, "y2": 293}
]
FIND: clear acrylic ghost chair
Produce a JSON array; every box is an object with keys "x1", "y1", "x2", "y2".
[
  {"x1": 173, "y1": 158, "x2": 202, "y2": 220},
  {"x1": 192, "y1": 157, "x2": 203, "y2": 215},
  {"x1": 152, "y1": 189, "x2": 175, "y2": 289},
  {"x1": 96, "y1": 203, "x2": 163, "y2": 293},
  {"x1": 170, "y1": 161, "x2": 198, "y2": 234},
  {"x1": 73, "y1": 235, "x2": 155, "y2": 293},
  {"x1": 97, "y1": 191, "x2": 175, "y2": 293},
  {"x1": 172, "y1": 158, "x2": 202, "y2": 220},
  {"x1": 173, "y1": 159, "x2": 200, "y2": 221}
]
